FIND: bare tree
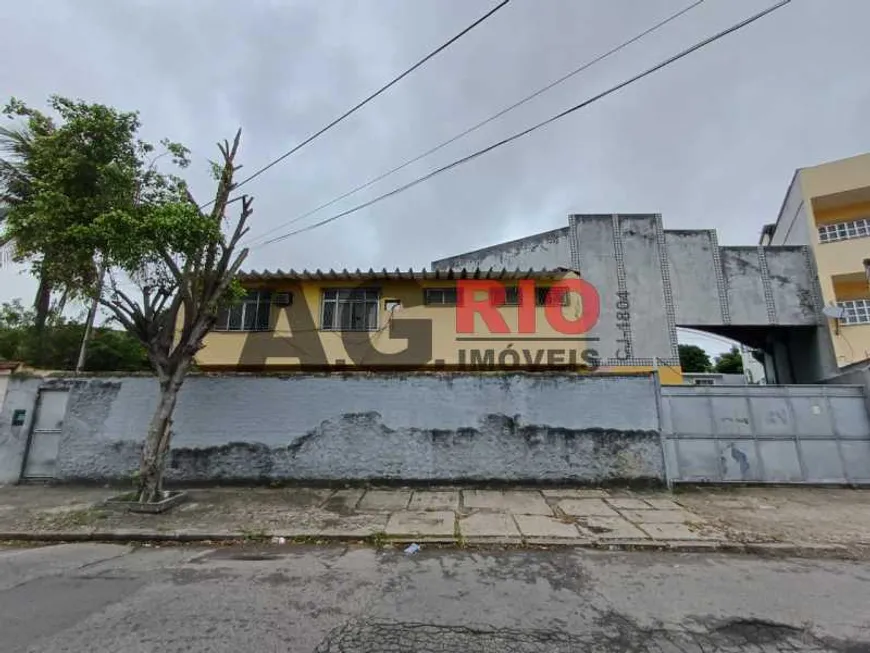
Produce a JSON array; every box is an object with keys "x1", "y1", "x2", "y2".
[{"x1": 98, "y1": 131, "x2": 251, "y2": 502}]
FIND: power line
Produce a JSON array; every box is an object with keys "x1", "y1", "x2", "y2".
[
  {"x1": 245, "y1": 0, "x2": 704, "y2": 247},
  {"x1": 256, "y1": 0, "x2": 791, "y2": 248},
  {"x1": 202, "y1": 0, "x2": 512, "y2": 211}
]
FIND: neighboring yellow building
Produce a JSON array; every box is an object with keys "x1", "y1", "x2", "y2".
[
  {"x1": 195, "y1": 268, "x2": 684, "y2": 383},
  {"x1": 764, "y1": 152, "x2": 870, "y2": 368}
]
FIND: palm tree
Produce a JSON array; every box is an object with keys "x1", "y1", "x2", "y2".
[{"x1": 0, "y1": 124, "x2": 54, "y2": 331}]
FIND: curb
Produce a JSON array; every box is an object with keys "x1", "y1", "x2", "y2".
[{"x1": 0, "y1": 531, "x2": 862, "y2": 559}]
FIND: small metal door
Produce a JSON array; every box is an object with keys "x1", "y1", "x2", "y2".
[{"x1": 21, "y1": 389, "x2": 69, "y2": 479}]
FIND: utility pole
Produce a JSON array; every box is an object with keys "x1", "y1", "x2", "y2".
[{"x1": 75, "y1": 263, "x2": 105, "y2": 374}]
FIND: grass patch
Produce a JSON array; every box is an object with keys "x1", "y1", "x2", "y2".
[{"x1": 368, "y1": 530, "x2": 388, "y2": 549}]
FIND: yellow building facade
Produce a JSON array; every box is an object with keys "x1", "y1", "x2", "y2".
[
  {"x1": 195, "y1": 268, "x2": 684, "y2": 384},
  {"x1": 766, "y1": 153, "x2": 870, "y2": 368}
]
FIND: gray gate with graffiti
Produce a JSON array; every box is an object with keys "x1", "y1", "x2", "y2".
[{"x1": 660, "y1": 385, "x2": 870, "y2": 484}]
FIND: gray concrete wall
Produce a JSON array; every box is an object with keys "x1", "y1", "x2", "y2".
[
  {"x1": 666, "y1": 231, "x2": 725, "y2": 326},
  {"x1": 771, "y1": 175, "x2": 809, "y2": 246},
  {"x1": 34, "y1": 373, "x2": 664, "y2": 484},
  {"x1": 0, "y1": 377, "x2": 43, "y2": 483},
  {"x1": 0, "y1": 374, "x2": 8, "y2": 416},
  {"x1": 432, "y1": 216, "x2": 826, "y2": 375},
  {"x1": 824, "y1": 365, "x2": 870, "y2": 417},
  {"x1": 431, "y1": 227, "x2": 572, "y2": 271},
  {"x1": 570, "y1": 214, "x2": 678, "y2": 365}
]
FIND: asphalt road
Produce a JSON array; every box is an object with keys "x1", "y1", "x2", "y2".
[{"x1": 1, "y1": 543, "x2": 869, "y2": 652}]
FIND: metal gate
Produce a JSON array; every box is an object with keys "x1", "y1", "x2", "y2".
[
  {"x1": 21, "y1": 389, "x2": 70, "y2": 480},
  {"x1": 661, "y1": 385, "x2": 870, "y2": 484}
]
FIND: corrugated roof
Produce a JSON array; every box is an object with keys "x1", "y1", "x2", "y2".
[{"x1": 238, "y1": 267, "x2": 574, "y2": 281}]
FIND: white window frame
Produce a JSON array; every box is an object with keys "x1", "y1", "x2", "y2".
[
  {"x1": 423, "y1": 288, "x2": 457, "y2": 306},
  {"x1": 838, "y1": 299, "x2": 870, "y2": 325},
  {"x1": 490, "y1": 286, "x2": 570, "y2": 307},
  {"x1": 818, "y1": 218, "x2": 870, "y2": 243},
  {"x1": 214, "y1": 290, "x2": 272, "y2": 332},
  {"x1": 320, "y1": 288, "x2": 380, "y2": 331}
]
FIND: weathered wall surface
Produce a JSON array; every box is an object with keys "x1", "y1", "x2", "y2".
[
  {"x1": 0, "y1": 377, "x2": 43, "y2": 483},
  {"x1": 825, "y1": 364, "x2": 870, "y2": 417},
  {"x1": 661, "y1": 384, "x2": 870, "y2": 484},
  {"x1": 0, "y1": 374, "x2": 8, "y2": 415},
  {"x1": 431, "y1": 227, "x2": 572, "y2": 271},
  {"x1": 47, "y1": 373, "x2": 664, "y2": 484},
  {"x1": 432, "y1": 217, "x2": 827, "y2": 378},
  {"x1": 666, "y1": 231, "x2": 726, "y2": 326}
]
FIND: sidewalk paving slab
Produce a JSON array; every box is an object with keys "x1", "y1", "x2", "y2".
[
  {"x1": 605, "y1": 498, "x2": 651, "y2": 511},
  {"x1": 540, "y1": 489, "x2": 607, "y2": 499},
  {"x1": 638, "y1": 522, "x2": 720, "y2": 541},
  {"x1": 459, "y1": 512, "x2": 522, "y2": 543},
  {"x1": 3, "y1": 485, "x2": 870, "y2": 558},
  {"x1": 385, "y1": 511, "x2": 455, "y2": 540},
  {"x1": 619, "y1": 509, "x2": 704, "y2": 524},
  {"x1": 513, "y1": 514, "x2": 589, "y2": 543},
  {"x1": 357, "y1": 490, "x2": 412, "y2": 512},
  {"x1": 643, "y1": 498, "x2": 682, "y2": 511},
  {"x1": 581, "y1": 516, "x2": 650, "y2": 541},
  {"x1": 321, "y1": 489, "x2": 364, "y2": 514},
  {"x1": 284, "y1": 511, "x2": 388, "y2": 538},
  {"x1": 558, "y1": 499, "x2": 619, "y2": 517},
  {"x1": 408, "y1": 491, "x2": 459, "y2": 512},
  {"x1": 462, "y1": 490, "x2": 551, "y2": 515}
]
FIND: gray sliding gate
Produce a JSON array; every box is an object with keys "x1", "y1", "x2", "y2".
[{"x1": 660, "y1": 385, "x2": 870, "y2": 484}]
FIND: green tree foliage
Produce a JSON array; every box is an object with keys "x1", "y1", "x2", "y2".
[
  {"x1": 678, "y1": 344, "x2": 712, "y2": 373},
  {"x1": 0, "y1": 96, "x2": 191, "y2": 306},
  {"x1": 714, "y1": 346, "x2": 744, "y2": 374},
  {"x1": 1, "y1": 96, "x2": 251, "y2": 503},
  {"x1": 0, "y1": 299, "x2": 149, "y2": 371}
]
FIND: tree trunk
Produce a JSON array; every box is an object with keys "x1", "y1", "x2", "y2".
[
  {"x1": 75, "y1": 265, "x2": 105, "y2": 373},
  {"x1": 32, "y1": 273, "x2": 52, "y2": 367},
  {"x1": 138, "y1": 368, "x2": 186, "y2": 503},
  {"x1": 34, "y1": 273, "x2": 52, "y2": 331}
]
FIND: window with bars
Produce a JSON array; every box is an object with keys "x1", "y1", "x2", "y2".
[
  {"x1": 817, "y1": 218, "x2": 870, "y2": 243},
  {"x1": 423, "y1": 288, "x2": 457, "y2": 305},
  {"x1": 838, "y1": 299, "x2": 870, "y2": 325},
  {"x1": 215, "y1": 290, "x2": 272, "y2": 331},
  {"x1": 321, "y1": 288, "x2": 380, "y2": 331},
  {"x1": 494, "y1": 286, "x2": 569, "y2": 306}
]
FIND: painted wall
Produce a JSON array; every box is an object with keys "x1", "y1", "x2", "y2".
[
  {"x1": 195, "y1": 272, "x2": 639, "y2": 373},
  {"x1": 770, "y1": 173, "x2": 810, "y2": 247},
  {"x1": 780, "y1": 153, "x2": 870, "y2": 368},
  {"x1": 16, "y1": 373, "x2": 665, "y2": 484},
  {"x1": 0, "y1": 377, "x2": 43, "y2": 483}
]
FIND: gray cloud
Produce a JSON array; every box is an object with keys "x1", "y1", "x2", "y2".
[{"x1": 2, "y1": 0, "x2": 869, "y2": 355}]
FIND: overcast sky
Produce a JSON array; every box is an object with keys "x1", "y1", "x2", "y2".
[{"x1": 2, "y1": 0, "x2": 868, "y2": 356}]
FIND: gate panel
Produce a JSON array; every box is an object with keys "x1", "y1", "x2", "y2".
[
  {"x1": 661, "y1": 385, "x2": 870, "y2": 484},
  {"x1": 22, "y1": 389, "x2": 69, "y2": 479}
]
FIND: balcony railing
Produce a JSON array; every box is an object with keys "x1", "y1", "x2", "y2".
[
  {"x1": 818, "y1": 218, "x2": 870, "y2": 243},
  {"x1": 838, "y1": 299, "x2": 870, "y2": 325}
]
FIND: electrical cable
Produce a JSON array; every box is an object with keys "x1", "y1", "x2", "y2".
[
  {"x1": 201, "y1": 0, "x2": 513, "y2": 210},
  {"x1": 255, "y1": 0, "x2": 791, "y2": 248},
  {"x1": 244, "y1": 0, "x2": 705, "y2": 247}
]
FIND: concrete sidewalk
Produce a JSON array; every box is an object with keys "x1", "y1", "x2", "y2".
[{"x1": 0, "y1": 485, "x2": 868, "y2": 557}]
